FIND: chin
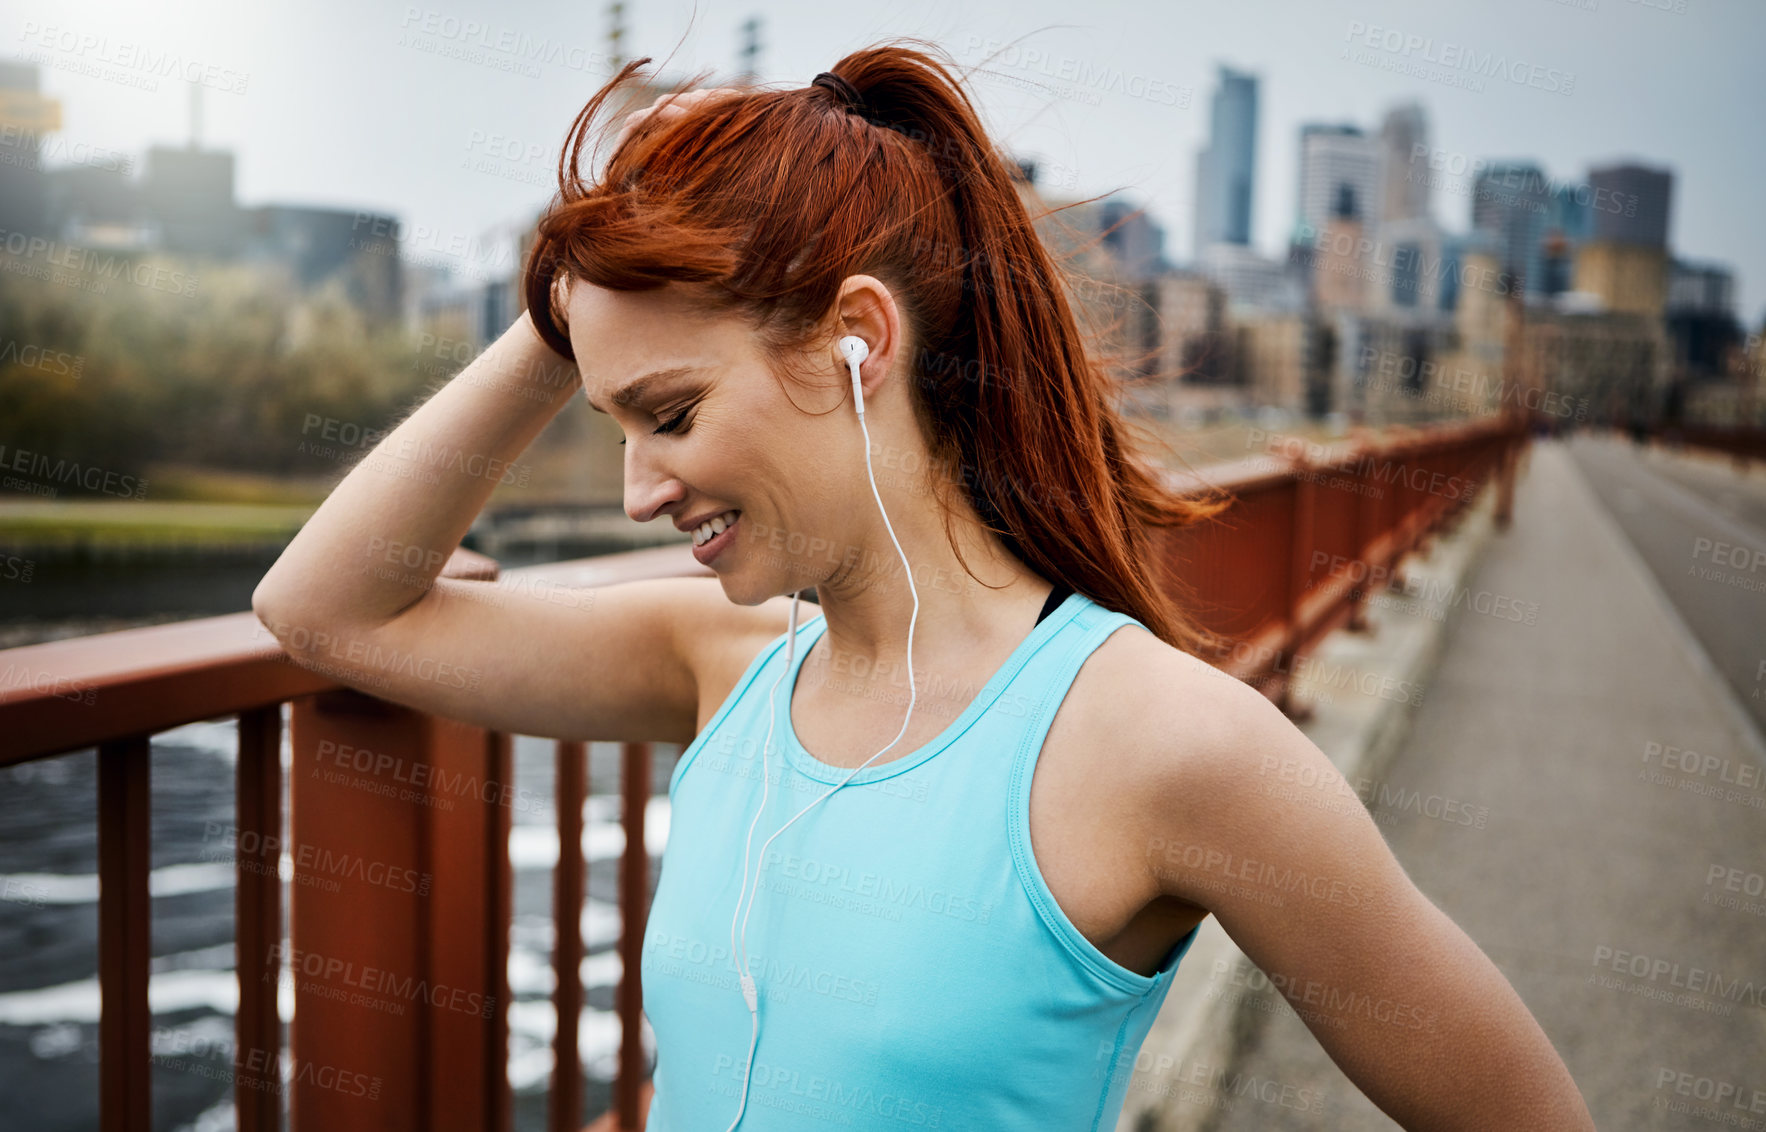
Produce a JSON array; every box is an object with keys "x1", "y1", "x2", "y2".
[
  {"x1": 738, "y1": 574, "x2": 813, "y2": 608},
  {"x1": 712, "y1": 568, "x2": 773, "y2": 607}
]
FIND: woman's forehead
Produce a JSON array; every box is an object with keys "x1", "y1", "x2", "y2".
[{"x1": 566, "y1": 283, "x2": 748, "y2": 378}]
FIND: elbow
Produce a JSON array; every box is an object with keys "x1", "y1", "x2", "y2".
[
  {"x1": 251, "y1": 585, "x2": 298, "y2": 653},
  {"x1": 251, "y1": 581, "x2": 326, "y2": 656},
  {"x1": 252, "y1": 558, "x2": 299, "y2": 625}
]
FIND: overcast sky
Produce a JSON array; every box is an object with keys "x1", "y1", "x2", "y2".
[{"x1": 11, "y1": 0, "x2": 1764, "y2": 325}]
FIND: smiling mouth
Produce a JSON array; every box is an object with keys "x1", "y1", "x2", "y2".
[{"x1": 691, "y1": 509, "x2": 741, "y2": 547}]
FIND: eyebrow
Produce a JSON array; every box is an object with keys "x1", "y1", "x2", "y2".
[{"x1": 582, "y1": 365, "x2": 706, "y2": 414}]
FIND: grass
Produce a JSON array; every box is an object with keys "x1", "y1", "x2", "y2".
[
  {"x1": 0, "y1": 465, "x2": 329, "y2": 548},
  {"x1": 0, "y1": 500, "x2": 317, "y2": 548},
  {"x1": 141, "y1": 464, "x2": 337, "y2": 506}
]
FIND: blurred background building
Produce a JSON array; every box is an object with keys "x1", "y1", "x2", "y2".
[
  {"x1": 1192, "y1": 64, "x2": 1257, "y2": 256},
  {"x1": 1, "y1": 28, "x2": 1759, "y2": 444}
]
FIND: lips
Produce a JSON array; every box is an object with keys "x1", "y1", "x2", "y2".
[
  {"x1": 691, "y1": 511, "x2": 740, "y2": 565},
  {"x1": 689, "y1": 509, "x2": 741, "y2": 546}
]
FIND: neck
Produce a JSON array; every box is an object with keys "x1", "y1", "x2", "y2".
[{"x1": 803, "y1": 492, "x2": 1052, "y2": 690}]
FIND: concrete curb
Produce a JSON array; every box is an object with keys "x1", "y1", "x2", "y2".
[{"x1": 1117, "y1": 461, "x2": 1518, "y2": 1132}]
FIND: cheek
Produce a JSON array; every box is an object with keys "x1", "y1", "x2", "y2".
[{"x1": 685, "y1": 419, "x2": 767, "y2": 491}]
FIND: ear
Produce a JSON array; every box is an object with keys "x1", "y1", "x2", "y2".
[{"x1": 833, "y1": 274, "x2": 904, "y2": 404}]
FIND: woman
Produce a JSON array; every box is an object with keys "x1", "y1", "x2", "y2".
[{"x1": 253, "y1": 41, "x2": 1595, "y2": 1131}]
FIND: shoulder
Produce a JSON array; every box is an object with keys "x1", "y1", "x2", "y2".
[
  {"x1": 1077, "y1": 618, "x2": 1276, "y2": 763},
  {"x1": 1081, "y1": 620, "x2": 1415, "y2": 920},
  {"x1": 1072, "y1": 620, "x2": 1305, "y2": 836}
]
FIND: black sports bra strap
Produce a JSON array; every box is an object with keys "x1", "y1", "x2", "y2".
[{"x1": 1035, "y1": 581, "x2": 1072, "y2": 627}]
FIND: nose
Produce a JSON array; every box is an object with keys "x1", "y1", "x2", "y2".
[{"x1": 622, "y1": 444, "x2": 686, "y2": 525}]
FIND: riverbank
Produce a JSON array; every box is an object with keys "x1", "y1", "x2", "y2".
[
  {"x1": 0, "y1": 417, "x2": 1362, "y2": 553},
  {"x1": 0, "y1": 500, "x2": 315, "y2": 553}
]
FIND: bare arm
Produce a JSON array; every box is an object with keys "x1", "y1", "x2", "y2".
[
  {"x1": 253, "y1": 307, "x2": 578, "y2": 631},
  {"x1": 249, "y1": 307, "x2": 746, "y2": 744},
  {"x1": 1133, "y1": 655, "x2": 1596, "y2": 1131}
]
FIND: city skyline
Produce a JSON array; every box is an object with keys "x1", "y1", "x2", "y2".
[{"x1": 6, "y1": 0, "x2": 1763, "y2": 325}]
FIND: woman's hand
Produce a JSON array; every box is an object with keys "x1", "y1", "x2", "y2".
[
  {"x1": 549, "y1": 271, "x2": 571, "y2": 337},
  {"x1": 611, "y1": 86, "x2": 743, "y2": 154}
]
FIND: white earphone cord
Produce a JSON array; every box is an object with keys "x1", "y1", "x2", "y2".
[{"x1": 721, "y1": 338, "x2": 919, "y2": 1131}]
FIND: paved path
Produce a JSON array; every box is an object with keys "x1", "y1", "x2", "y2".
[
  {"x1": 1567, "y1": 434, "x2": 1766, "y2": 739},
  {"x1": 1197, "y1": 436, "x2": 1766, "y2": 1132}
]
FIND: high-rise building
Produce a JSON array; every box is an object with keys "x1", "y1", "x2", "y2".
[
  {"x1": 1530, "y1": 181, "x2": 1594, "y2": 297},
  {"x1": 1471, "y1": 161, "x2": 1553, "y2": 296},
  {"x1": 1296, "y1": 124, "x2": 1381, "y2": 235},
  {"x1": 1517, "y1": 304, "x2": 1666, "y2": 425},
  {"x1": 1311, "y1": 206, "x2": 1369, "y2": 313},
  {"x1": 1666, "y1": 258, "x2": 1742, "y2": 379},
  {"x1": 1156, "y1": 271, "x2": 1232, "y2": 389},
  {"x1": 1588, "y1": 162, "x2": 1672, "y2": 248},
  {"x1": 1031, "y1": 190, "x2": 1170, "y2": 378},
  {"x1": 1198, "y1": 242, "x2": 1305, "y2": 315},
  {"x1": 46, "y1": 164, "x2": 148, "y2": 248},
  {"x1": 1546, "y1": 182, "x2": 1594, "y2": 245},
  {"x1": 1370, "y1": 215, "x2": 1456, "y2": 316},
  {"x1": 1192, "y1": 65, "x2": 1257, "y2": 255},
  {"x1": 142, "y1": 144, "x2": 245, "y2": 258},
  {"x1": 1097, "y1": 195, "x2": 1170, "y2": 279},
  {"x1": 1667, "y1": 260, "x2": 1734, "y2": 314},
  {"x1": 1233, "y1": 311, "x2": 1331, "y2": 413},
  {"x1": 1573, "y1": 241, "x2": 1669, "y2": 317},
  {"x1": 1378, "y1": 102, "x2": 1430, "y2": 224},
  {"x1": 241, "y1": 205, "x2": 403, "y2": 327},
  {"x1": 0, "y1": 60, "x2": 58, "y2": 238}
]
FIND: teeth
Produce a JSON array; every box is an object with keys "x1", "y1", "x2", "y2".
[{"x1": 693, "y1": 510, "x2": 740, "y2": 546}]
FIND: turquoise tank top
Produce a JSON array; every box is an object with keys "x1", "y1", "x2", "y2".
[{"x1": 640, "y1": 590, "x2": 1201, "y2": 1130}]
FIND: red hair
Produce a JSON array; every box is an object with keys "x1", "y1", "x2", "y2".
[{"x1": 523, "y1": 39, "x2": 1231, "y2": 655}]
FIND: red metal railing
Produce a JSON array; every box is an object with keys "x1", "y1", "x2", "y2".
[
  {"x1": 1669, "y1": 423, "x2": 1766, "y2": 467},
  {"x1": 0, "y1": 413, "x2": 1525, "y2": 1131}
]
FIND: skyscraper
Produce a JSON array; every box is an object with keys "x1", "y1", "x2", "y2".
[
  {"x1": 1378, "y1": 102, "x2": 1430, "y2": 224},
  {"x1": 1471, "y1": 161, "x2": 1553, "y2": 296},
  {"x1": 142, "y1": 145, "x2": 245, "y2": 258},
  {"x1": 1296, "y1": 124, "x2": 1382, "y2": 234},
  {"x1": 1574, "y1": 162, "x2": 1674, "y2": 318},
  {"x1": 1193, "y1": 65, "x2": 1258, "y2": 255},
  {"x1": 0, "y1": 60, "x2": 56, "y2": 238},
  {"x1": 1097, "y1": 195, "x2": 1169, "y2": 278},
  {"x1": 1588, "y1": 162, "x2": 1673, "y2": 247},
  {"x1": 1539, "y1": 181, "x2": 1593, "y2": 296},
  {"x1": 1665, "y1": 258, "x2": 1740, "y2": 379}
]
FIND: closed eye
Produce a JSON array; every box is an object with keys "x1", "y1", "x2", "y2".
[{"x1": 619, "y1": 408, "x2": 690, "y2": 446}]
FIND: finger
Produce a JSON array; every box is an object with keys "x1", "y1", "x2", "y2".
[
  {"x1": 549, "y1": 273, "x2": 571, "y2": 332},
  {"x1": 653, "y1": 87, "x2": 740, "y2": 114},
  {"x1": 614, "y1": 87, "x2": 740, "y2": 149}
]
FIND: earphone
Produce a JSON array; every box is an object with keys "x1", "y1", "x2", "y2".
[
  {"x1": 721, "y1": 333, "x2": 921, "y2": 1129},
  {"x1": 840, "y1": 334, "x2": 869, "y2": 414}
]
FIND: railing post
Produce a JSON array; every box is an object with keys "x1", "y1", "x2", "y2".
[
  {"x1": 551, "y1": 740, "x2": 588, "y2": 1132},
  {"x1": 1347, "y1": 442, "x2": 1376, "y2": 635},
  {"x1": 285, "y1": 694, "x2": 512, "y2": 1131},
  {"x1": 617, "y1": 742, "x2": 652, "y2": 1130},
  {"x1": 458, "y1": 728, "x2": 514, "y2": 1132},
  {"x1": 286, "y1": 692, "x2": 427, "y2": 1130},
  {"x1": 1276, "y1": 467, "x2": 1317, "y2": 721},
  {"x1": 98, "y1": 735, "x2": 151, "y2": 1132},
  {"x1": 1494, "y1": 422, "x2": 1520, "y2": 532},
  {"x1": 235, "y1": 705, "x2": 285, "y2": 1131}
]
